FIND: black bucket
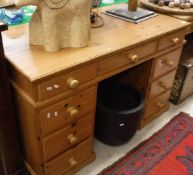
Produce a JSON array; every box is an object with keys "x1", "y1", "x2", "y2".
[{"x1": 95, "y1": 81, "x2": 144, "y2": 146}]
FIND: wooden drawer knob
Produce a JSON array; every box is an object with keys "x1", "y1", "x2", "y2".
[
  {"x1": 68, "y1": 158, "x2": 77, "y2": 167},
  {"x1": 171, "y1": 37, "x2": 180, "y2": 45},
  {"x1": 128, "y1": 54, "x2": 139, "y2": 63},
  {"x1": 158, "y1": 81, "x2": 167, "y2": 90},
  {"x1": 67, "y1": 134, "x2": 78, "y2": 144},
  {"x1": 67, "y1": 106, "x2": 79, "y2": 117},
  {"x1": 163, "y1": 60, "x2": 174, "y2": 67},
  {"x1": 155, "y1": 101, "x2": 164, "y2": 108},
  {"x1": 67, "y1": 78, "x2": 79, "y2": 89},
  {"x1": 183, "y1": 39, "x2": 187, "y2": 45}
]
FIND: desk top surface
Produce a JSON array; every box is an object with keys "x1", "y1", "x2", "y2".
[{"x1": 2, "y1": 4, "x2": 190, "y2": 82}]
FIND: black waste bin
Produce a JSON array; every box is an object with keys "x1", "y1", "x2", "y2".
[{"x1": 95, "y1": 81, "x2": 144, "y2": 146}]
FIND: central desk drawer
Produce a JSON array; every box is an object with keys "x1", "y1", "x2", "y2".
[
  {"x1": 40, "y1": 87, "x2": 96, "y2": 136},
  {"x1": 43, "y1": 113, "x2": 94, "y2": 161},
  {"x1": 38, "y1": 63, "x2": 97, "y2": 101},
  {"x1": 99, "y1": 40, "x2": 157, "y2": 75},
  {"x1": 45, "y1": 137, "x2": 93, "y2": 175}
]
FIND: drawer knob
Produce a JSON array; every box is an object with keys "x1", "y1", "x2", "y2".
[
  {"x1": 155, "y1": 102, "x2": 164, "y2": 108},
  {"x1": 163, "y1": 60, "x2": 174, "y2": 67},
  {"x1": 68, "y1": 158, "x2": 77, "y2": 167},
  {"x1": 183, "y1": 39, "x2": 187, "y2": 45},
  {"x1": 67, "y1": 78, "x2": 79, "y2": 89},
  {"x1": 128, "y1": 54, "x2": 139, "y2": 63},
  {"x1": 158, "y1": 81, "x2": 167, "y2": 90},
  {"x1": 67, "y1": 134, "x2": 78, "y2": 144},
  {"x1": 171, "y1": 37, "x2": 180, "y2": 45},
  {"x1": 46, "y1": 86, "x2": 53, "y2": 91},
  {"x1": 47, "y1": 112, "x2": 51, "y2": 119},
  {"x1": 67, "y1": 106, "x2": 79, "y2": 117},
  {"x1": 53, "y1": 84, "x2": 60, "y2": 89}
]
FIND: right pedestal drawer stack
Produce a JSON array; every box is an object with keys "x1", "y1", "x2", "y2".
[{"x1": 142, "y1": 46, "x2": 183, "y2": 127}]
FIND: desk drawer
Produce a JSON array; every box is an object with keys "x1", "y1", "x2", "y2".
[
  {"x1": 40, "y1": 87, "x2": 96, "y2": 136},
  {"x1": 45, "y1": 137, "x2": 93, "y2": 175},
  {"x1": 99, "y1": 40, "x2": 156, "y2": 75},
  {"x1": 152, "y1": 47, "x2": 182, "y2": 79},
  {"x1": 158, "y1": 29, "x2": 185, "y2": 51},
  {"x1": 43, "y1": 113, "x2": 94, "y2": 161},
  {"x1": 38, "y1": 63, "x2": 97, "y2": 101},
  {"x1": 149, "y1": 70, "x2": 176, "y2": 98},
  {"x1": 144, "y1": 90, "x2": 170, "y2": 119}
]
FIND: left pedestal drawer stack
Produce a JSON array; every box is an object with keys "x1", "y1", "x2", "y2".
[{"x1": 11, "y1": 62, "x2": 98, "y2": 175}]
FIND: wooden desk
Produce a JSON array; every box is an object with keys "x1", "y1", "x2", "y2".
[{"x1": 2, "y1": 5, "x2": 190, "y2": 175}]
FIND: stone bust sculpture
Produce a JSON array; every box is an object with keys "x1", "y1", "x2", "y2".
[{"x1": 15, "y1": 0, "x2": 91, "y2": 52}]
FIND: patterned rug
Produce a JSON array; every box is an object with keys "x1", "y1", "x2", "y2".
[{"x1": 98, "y1": 112, "x2": 193, "y2": 175}]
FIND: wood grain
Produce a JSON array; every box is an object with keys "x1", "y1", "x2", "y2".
[{"x1": 3, "y1": 4, "x2": 190, "y2": 82}]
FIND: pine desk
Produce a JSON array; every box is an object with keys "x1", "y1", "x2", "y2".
[{"x1": 2, "y1": 5, "x2": 190, "y2": 175}]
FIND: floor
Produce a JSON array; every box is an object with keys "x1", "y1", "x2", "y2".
[{"x1": 76, "y1": 94, "x2": 193, "y2": 175}]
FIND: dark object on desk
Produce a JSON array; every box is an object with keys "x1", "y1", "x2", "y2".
[
  {"x1": 104, "y1": 5, "x2": 156, "y2": 23},
  {"x1": 0, "y1": 22, "x2": 24, "y2": 175},
  {"x1": 95, "y1": 80, "x2": 144, "y2": 146},
  {"x1": 170, "y1": 34, "x2": 193, "y2": 105}
]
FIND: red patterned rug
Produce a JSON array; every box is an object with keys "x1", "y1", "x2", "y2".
[{"x1": 98, "y1": 112, "x2": 193, "y2": 175}]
